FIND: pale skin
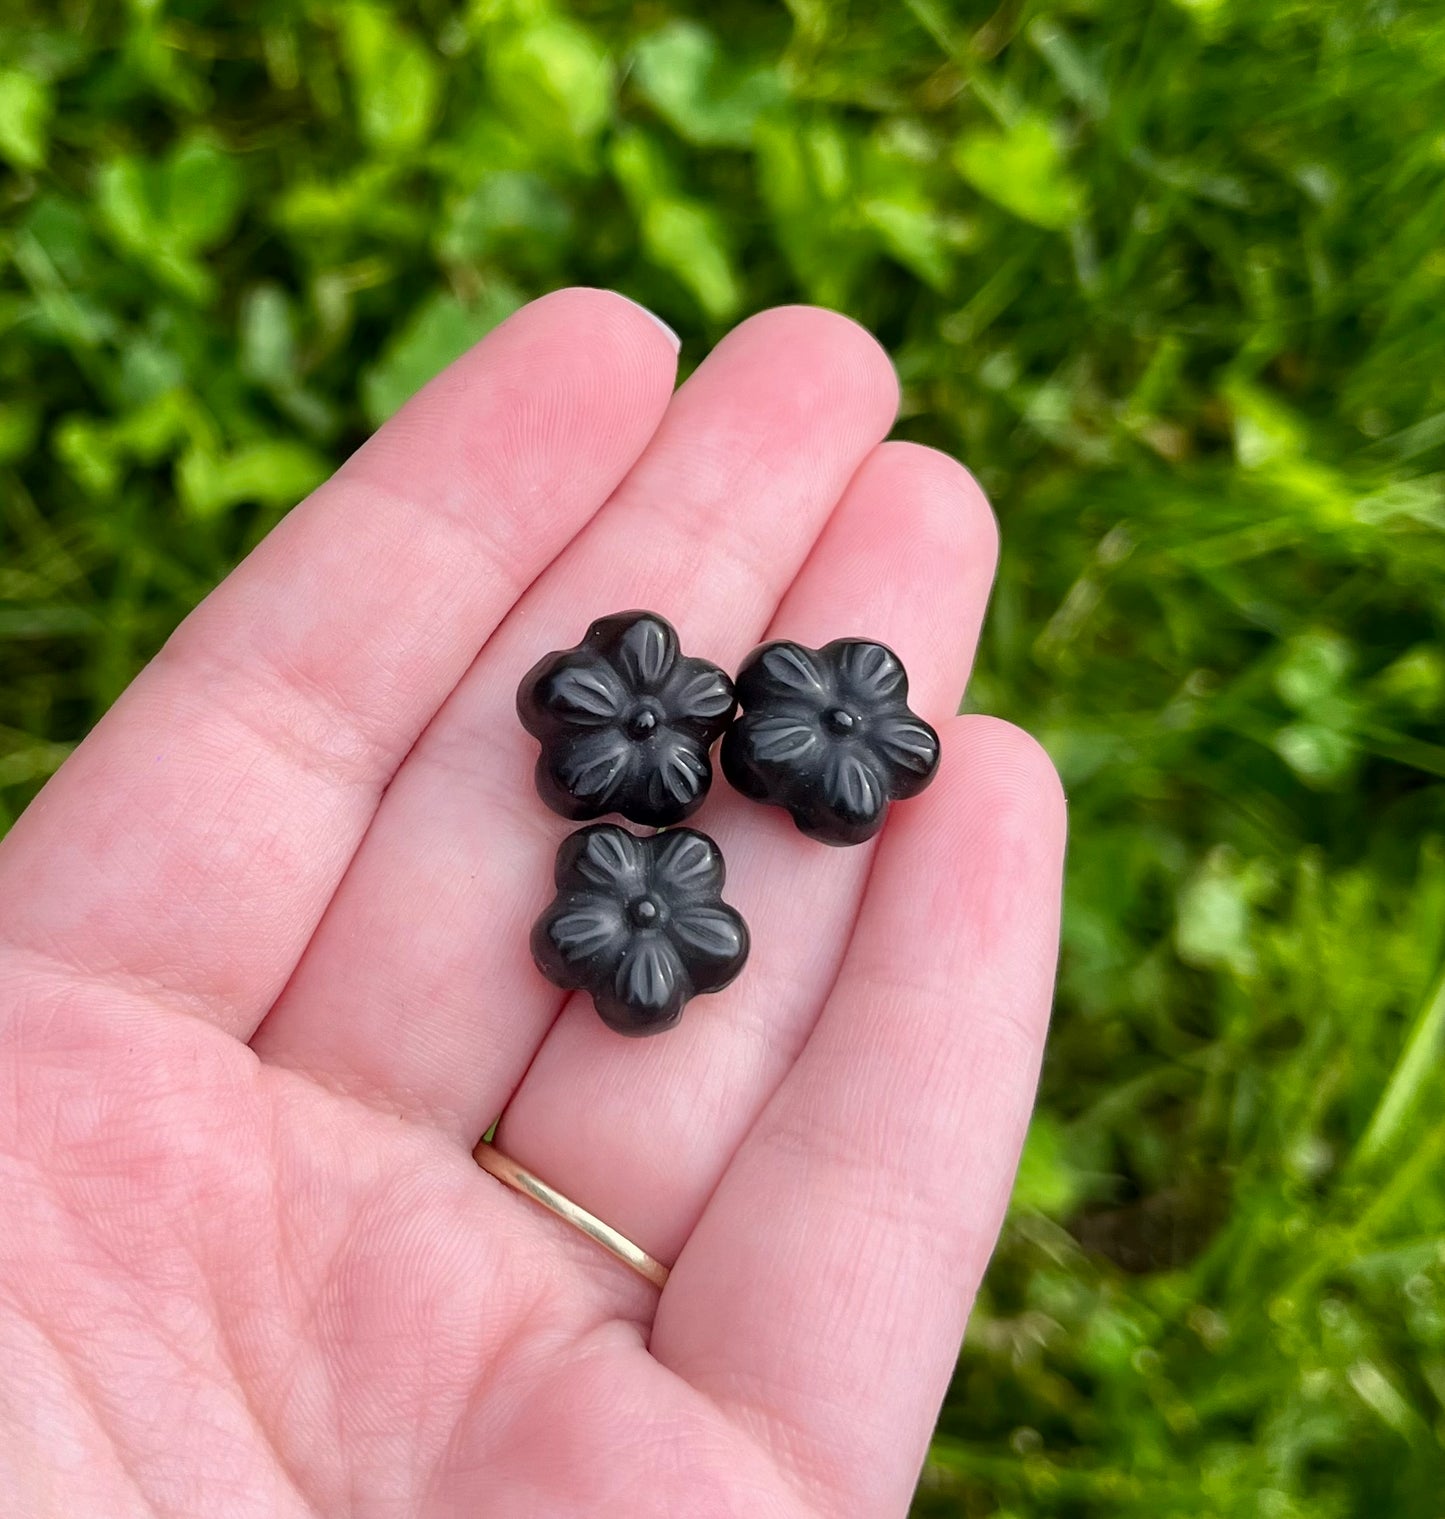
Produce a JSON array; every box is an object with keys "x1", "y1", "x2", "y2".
[{"x1": 0, "y1": 291, "x2": 1066, "y2": 1518}]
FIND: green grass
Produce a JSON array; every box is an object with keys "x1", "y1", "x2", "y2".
[{"x1": 4, "y1": 1, "x2": 1445, "y2": 1512}]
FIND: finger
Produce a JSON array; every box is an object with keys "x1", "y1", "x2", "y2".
[
  {"x1": 249, "y1": 308, "x2": 901, "y2": 1124},
  {"x1": 652, "y1": 717, "x2": 1066, "y2": 1514},
  {"x1": 491, "y1": 443, "x2": 997, "y2": 1267},
  {"x1": 0, "y1": 291, "x2": 679, "y2": 1039}
]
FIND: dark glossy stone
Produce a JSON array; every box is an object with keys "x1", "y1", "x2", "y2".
[
  {"x1": 517, "y1": 611, "x2": 736, "y2": 828},
  {"x1": 532, "y1": 823, "x2": 750, "y2": 1036},
  {"x1": 721, "y1": 638, "x2": 941, "y2": 846}
]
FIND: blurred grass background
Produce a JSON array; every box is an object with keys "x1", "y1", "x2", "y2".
[{"x1": 3, "y1": 0, "x2": 1445, "y2": 1512}]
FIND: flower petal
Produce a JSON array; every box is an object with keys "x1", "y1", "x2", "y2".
[
  {"x1": 540, "y1": 659, "x2": 627, "y2": 725},
  {"x1": 742, "y1": 713, "x2": 822, "y2": 764},
  {"x1": 531, "y1": 877, "x2": 631, "y2": 992},
  {"x1": 552, "y1": 729, "x2": 633, "y2": 809},
  {"x1": 603, "y1": 937, "x2": 688, "y2": 1033},
  {"x1": 665, "y1": 660, "x2": 736, "y2": 727},
  {"x1": 821, "y1": 747, "x2": 887, "y2": 826},
  {"x1": 649, "y1": 828, "x2": 724, "y2": 899},
  {"x1": 644, "y1": 737, "x2": 708, "y2": 818},
  {"x1": 669, "y1": 905, "x2": 748, "y2": 993},
  {"x1": 614, "y1": 613, "x2": 678, "y2": 689},
  {"x1": 740, "y1": 641, "x2": 828, "y2": 705},
  {"x1": 543, "y1": 897, "x2": 627, "y2": 969},
  {"x1": 873, "y1": 713, "x2": 940, "y2": 787},
  {"x1": 559, "y1": 823, "x2": 644, "y2": 893},
  {"x1": 833, "y1": 640, "x2": 906, "y2": 705}
]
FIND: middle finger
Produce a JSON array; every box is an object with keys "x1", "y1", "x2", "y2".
[{"x1": 251, "y1": 306, "x2": 899, "y2": 1126}]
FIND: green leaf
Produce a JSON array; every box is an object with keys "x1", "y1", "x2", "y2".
[
  {"x1": 610, "y1": 128, "x2": 669, "y2": 202},
  {"x1": 1273, "y1": 722, "x2": 1355, "y2": 789},
  {"x1": 1225, "y1": 378, "x2": 1309, "y2": 468},
  {"x1": 273, "y1": 163, "x2": 411, "y2": 241},
  {"x1": 1372, "y1": 646, "x2": 1445, "y2": 718},
  {"x1": 0, "y1": 68, "x2": 51, "y2": 170},
  {"x1": 94, "y1": 157, "x2": 154, "y2": 255},
  {"x1": 20, "y1": 196, "x2": 101, "y2": 287},
  {"x1": 178, "y1": 440, "x2": 331, "y2": 519},
  {"x1": 954, "y1": 116, "x2": 1084, "y2": 230},
  {"x1": 360, "y1": 285, "x2": 524, "y2": 428},
  {"x1": 436, "y1": 172, "x2": 572, "y2": 265},
  {"x1": 162, "y1": 137, "x2": 245, "y2": 252},
  {"x1": 631, "y1": 22, "x2": 782, "y2": 148},
  {"x1": 753, "y1": 116, "x2": 875, "y2": 307},
  {"x1": 119, "y1": 337, "x2": 186, "y2": 405},
  {"x1": 339, "y1": 4, "x2": 441, "y2": 154},
  {"x1": 855, "y1": 128, "x2": 960, "y2": 289},
  {"x1": 94, "y1": 154, "x2": 214, "y2": 301},
  {"x1": 861, "y1": 198, "x2": 951, "y2": 290},
  {"x1": 239, "y1": 285, "x2": 297, "y2": 388},
  {"x1": 611, "y1": 130, "x2": 741, "y2": 320},
  {"x1": 1010, "y1": 1113, "x2": 1090, "y2": 1219},
  {"x1": 52, "y1": 415, "x2": 121, "y2": 497},
  {"x1": 639, "y1": 199, "x2": 741, "y2": 321},
  {"x1": 109, "y1": 392, "x2": 198, "y2": 464},
  {"x1": 1176, "y1": 849, "x2": 1273, "y2": 975},
  {"x1": 0, "y1": 402, "x2": 39, "y2": 465},
  {"x1": 485, "y1": 20, "x2": 613, "y2": 158},
  {"x1": 1275, "y1": 632, "x2": 1353, "y2": 714}
]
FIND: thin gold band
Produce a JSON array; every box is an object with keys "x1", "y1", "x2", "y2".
[{"x1": 473, "y1": 1140, "x2": 670, "y2": 1290}]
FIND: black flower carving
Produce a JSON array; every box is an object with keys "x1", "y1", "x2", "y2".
[
  {"x1": 721, "y1": 638, "x2": 941, "y2": 846},
  {"x1": 517, "y1": 611, "x2": 736, "y2": 828},
  {"x1": 531, "y1": 824, "x2": 750, "y2": 1036}
]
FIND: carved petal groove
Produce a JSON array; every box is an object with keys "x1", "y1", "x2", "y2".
[
  {"x1": 745, "y1": 714, "x2": 821, "y2": 764},
  {"x1": 572, "y1": 825, "x2": 641, "y2": 890},
  {"x1": 671, "y1": 906, "x2": 745, "y2": 965},
  {"x1": 668, "y1": 664, "x2": 736, "y2": 723},
  {"x1": 651, "y1": 831, "x2": 722, "y2": 897},
  {"x1": 543, "y1": 661, "x2": 626, "y2": 723},
  {"x1": 757, "y1": 643, "x2": 826, "y2": 700},
  {"x1": 547, "y1": 900, "x2": 625, "y2": 966},
  {"x1": 823, "y1": 749, "x2": 886, "y2": 823},
  {"x1": 835, "y1": 640, "x2": 905, "y2": 704},
  {"x1": 555, "y1": 731, "x2": 632, "y2": 804},
  {"x1": 616, "y1": 615, "x2": 677, "y2": 688},
  {"x1": 615, "y1": 938, "x2": 683, "y2": 1015},
  {"x1": 874, "y1": 715, "x2": 940, "y2": 777}
]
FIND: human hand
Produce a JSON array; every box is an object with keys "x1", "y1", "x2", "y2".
[{"x1": 0, "y1": 291, "x2": 1065, "y2": 1518}]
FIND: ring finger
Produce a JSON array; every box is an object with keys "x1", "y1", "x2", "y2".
[{"x1": 491, "y1": 439, "x2": 998, "y2": 1269}]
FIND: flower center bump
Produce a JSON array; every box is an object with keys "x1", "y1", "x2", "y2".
[
  {"x1": 822, "y1": 706, "x2": 858, "y2": 736},
  {"x1": 629, "y1": 894, "x2": 666, "y2": 929},
  {"x1": 626, "y1": 703, "x2": 661, "y2": 739}
]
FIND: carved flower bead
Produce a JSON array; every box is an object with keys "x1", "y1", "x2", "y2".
[
  {"x1": 517, "y1": 610, "x2": 736, "y2": 828},
  {"x1": 721, "y1": 638, "x2": 941, "y2": 846},
  {"x1": 532, "y1": 824, "x2": 750, "y2": 1036}
]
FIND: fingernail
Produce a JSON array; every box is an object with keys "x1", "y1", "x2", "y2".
[{"x1": 617, "y1": 293, "x2": 681, "y2": 353}]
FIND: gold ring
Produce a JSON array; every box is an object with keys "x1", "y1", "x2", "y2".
[{"x1": 473, "y1": 1140, "x2": 670, "y2": 1290}]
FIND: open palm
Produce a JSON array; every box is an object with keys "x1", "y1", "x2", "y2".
[{"x1": 0, "y1": 292, "x2": 1065, "y2": 1518}]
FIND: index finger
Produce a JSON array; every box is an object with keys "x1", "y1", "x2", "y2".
[{"x1": 0, "y1": 289, "x2": 679, "y2": 1037}]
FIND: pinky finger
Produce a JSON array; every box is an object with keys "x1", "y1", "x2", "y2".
[{"x1": 652, "y1": 716, "x2": 1067, "y2": 1515}]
